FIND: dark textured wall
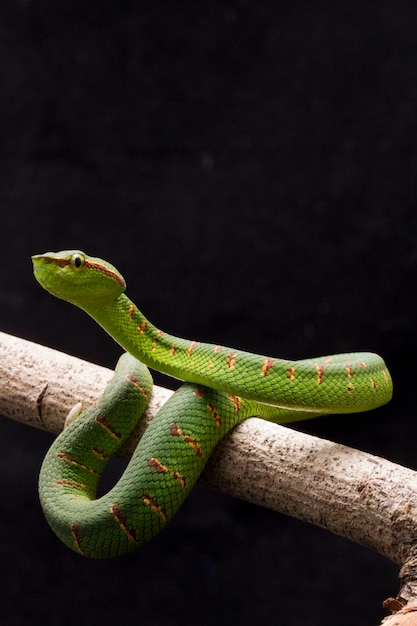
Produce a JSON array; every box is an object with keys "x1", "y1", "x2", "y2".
[{"x1": 1, "y1": 2, "x2": 416, "y2": 624}]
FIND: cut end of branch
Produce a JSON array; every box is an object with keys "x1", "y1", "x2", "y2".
[{"x1": 381, "y1": 601, "x2": 417, "y2": 625}]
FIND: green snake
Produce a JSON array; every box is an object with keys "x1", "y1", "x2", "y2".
[{"x1": 32, "y1": 250, "x2": 393, "y2": 558}]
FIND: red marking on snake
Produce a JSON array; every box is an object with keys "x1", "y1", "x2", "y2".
[
  {"x1": 71, "y1": 522, "x2": 86, "y2": 556},
  {"x1": 126, "y1": 374, "x2": 149, "y2": 398},
  {"x1": 110, "y1": 504, "x2": 137, "y2": 542},
  {"x1": 316, "y1": 364, "x2": 325, "y2": 385},
  {"x1": 347, "y1": 383, "x2": 355, "y2": 393},
  {"x1": 370, "y1": 379, "x2": 377, "y2": 389},
  {"x1": 193, "y1": 388, "x2": 205, "y2": 398},
  {"x1": 188, "y1": 341, "x2": 199, "y2": 356},
  {"x1": 57, "y1": 452, "x2": 98, "y2": 474},
  {"x1": 359, "y1": 362, "x2": 367, "y2": 369},
  {"x1": 170, "y1": 424, "x2": 203, "y2": 457},
  {"x1": 214, "y1": 346, "x2": 223, "y2": 353},
  {"x1": 49, "y1": 257, "x2": 71, "y2": 268},
  {"x1": 227, "y1": 353, "x2": 236, "y2": 369},
  {"x1": 137, "y1": 321, "x2": 148, "y2": 334},
  {"x1": 84, "y1": 260, "x2": 126, "y2": 288},
  {"x1": 170, "y1": 345, "x2": 177, "y2": 356},
  {"x1": 128, "y1": 304, "x2": 136, "y2": 319},
  {"x1": 148, "y1": 457, "x2": 168, "y2": 474},
  {"x1": 94, "y1": 414, "x2": 121, "y2": 441},
  {"x1": 170, "y1": 424, "x2": 182, "y2": 436},
  {"x1": 169, "y1": 470, "x2": 186, "y2": 489},
  {"x1": 383, "y1": 370, "x2": 390, "y2": 385},
  {"x1": 92, "y1": 448, "x2": 110, "y2": 461},
  {"x1": 227, "y1": 394, "x2": 243, "y2": 412},
  {"x1": 56, "y1": 479, "x2": 88, "y2": 491},
  {"x1": 287, "y1": 367, "x2": 296, "y2": 381},
  {"x1": 207, "y1": 403, "x2": 222, "y2": 428},
  {"x1": 148, "y1": 458, "x2": 186, "y2": 489},
  {"x1": 141, "y1": 495, "x2": 167, "y2": 522},
  {"x1": 261, "y1": 358, "x2": 274, "y2": 376},
  {"x1": 152, "y1": 330, "x2": 164, "y2": 351},
  {"x1": 184, "y1": 434, "x2": 202, "y2": 456},
  {"x1": 172, "y1": 471, "x2": 186, "y2": 489},
  {"x1": 345, "y1": 365, "x2": 354, "y2": 378},
  {"x1": 324, "y1": 357, "x2": 333, "y2": 364}
]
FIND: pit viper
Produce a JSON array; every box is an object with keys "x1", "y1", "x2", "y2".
[{"x1": 32, "y1": 250, "x2": 393, "y2": 558}]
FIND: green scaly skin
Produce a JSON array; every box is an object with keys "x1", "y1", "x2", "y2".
[{"x1": 32, "y1": 250, "x2": 393, "y2": 558}]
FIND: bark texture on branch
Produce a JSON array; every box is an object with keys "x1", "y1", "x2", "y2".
[{"x1": 1, "y1": 330, "x2": 417, "y2": 622}]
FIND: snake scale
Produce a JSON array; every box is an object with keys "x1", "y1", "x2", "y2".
[{"x1": 32, "y1": 250, "x2": 393, "y2": 558}]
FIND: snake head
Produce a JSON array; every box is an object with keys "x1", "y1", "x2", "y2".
[{"x1": 32, "y1": 250, "x2": 126, "y2": 308}]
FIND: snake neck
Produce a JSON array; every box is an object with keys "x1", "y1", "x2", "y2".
[
  {"x1": 86, "y1": 294, "x2": 174, "y2": 370},
  {"x1": 85, "y1": 294, "x2": 207, "y2": 384}
]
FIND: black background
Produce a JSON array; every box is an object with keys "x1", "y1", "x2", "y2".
[{"x1": 1, "y1": 2, "x2": 417, "y2": 625}]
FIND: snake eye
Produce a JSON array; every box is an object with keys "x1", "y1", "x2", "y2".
[{"x1": 70, "y1": 253, "x2": 85, "y2": 269}]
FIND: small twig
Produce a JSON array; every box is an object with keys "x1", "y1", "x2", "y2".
[{"x1": 0, "y1": 330, "x2": 416, "y2": 624}]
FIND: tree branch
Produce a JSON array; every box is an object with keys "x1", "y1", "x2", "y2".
[{"x1": 0, "y1": 330, "x2": 416, "y2": 624}]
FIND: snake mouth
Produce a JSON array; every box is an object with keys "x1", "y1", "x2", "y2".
[{"x1": 32, "y1": 253, "x2": 75, "y2": 299}]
